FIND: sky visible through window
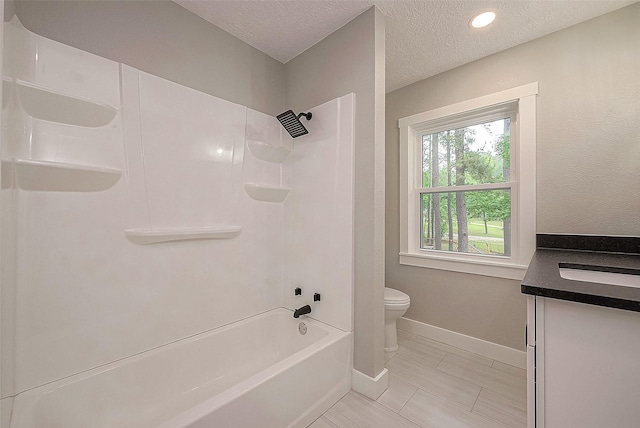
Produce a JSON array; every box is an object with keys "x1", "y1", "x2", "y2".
[{"x1": 469, "y1": 120, "x2": 504, "y2": 154}]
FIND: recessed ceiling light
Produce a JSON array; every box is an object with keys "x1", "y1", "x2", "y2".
[{"x1": 470, "y1": 11, "x2": 496, "y2": 29}]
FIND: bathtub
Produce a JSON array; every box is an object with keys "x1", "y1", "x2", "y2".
[{"x1": 9, "y1": 308, "x2": 352, "y2": 428}]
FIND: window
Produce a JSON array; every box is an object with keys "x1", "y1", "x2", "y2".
[{"x1": 399, "y1": 83, "x2": 538, "y2": 279}]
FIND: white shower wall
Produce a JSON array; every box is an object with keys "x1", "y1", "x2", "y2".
[
  {"x1": 285, "y1": 95, "x2": 355, "y2": 332},
  {"x1": 6, "y1": 72, "x2": 286, "y2": 396},
  {"x1": 1, "y1": 18, "x2": 354, "y2": 401}
]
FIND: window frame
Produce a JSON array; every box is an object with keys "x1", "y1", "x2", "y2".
[{"x1": 399, "y1": 83, "x2": 538, "y2": 280}]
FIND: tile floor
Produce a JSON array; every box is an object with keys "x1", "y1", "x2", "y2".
[{"x1": 308, "y1": 329, "x2": 527, "y2": 428}]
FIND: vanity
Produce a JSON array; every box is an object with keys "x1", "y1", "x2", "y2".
[{"x1": 521, "y1": 234, "x2": 640, "y2": 428}]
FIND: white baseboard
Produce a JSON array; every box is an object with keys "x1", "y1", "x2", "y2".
[
  {"x1": 351, "y1": 367, "x2": 388, "y2": 400},
  {"x1": 396, "y1": 317, "x2": 526, "y2": 369}
]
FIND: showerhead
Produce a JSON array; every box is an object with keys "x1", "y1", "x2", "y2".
[{"x1": 277, "y1": 110, "x2": 312, "y2": 138}]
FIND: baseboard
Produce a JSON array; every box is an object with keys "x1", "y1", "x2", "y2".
[
  {"x1": 351, "y1": 368, "x2": 388, "y2": 400},
  {"x1": 396, "y1": 317, "x2": 526, "y2": 369}
]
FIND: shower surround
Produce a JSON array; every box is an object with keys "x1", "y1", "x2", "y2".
[{"x1": 0, "y1": 18, "x2": 354, "y2": 427}]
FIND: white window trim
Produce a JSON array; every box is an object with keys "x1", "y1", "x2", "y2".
[{"x1": 399, "y1": 83, "x2": 538, "y2": 280}]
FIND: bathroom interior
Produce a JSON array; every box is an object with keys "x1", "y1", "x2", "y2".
[{"x1": 0, "y1": 0, "x2": 638, "y2": 427}]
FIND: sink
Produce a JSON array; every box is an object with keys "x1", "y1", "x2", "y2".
[{"x1": 559, "y1": 263, "x2": 640, "y2": 289}]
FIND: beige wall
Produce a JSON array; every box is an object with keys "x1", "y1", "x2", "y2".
[
  {"x1": 12, "y1": 0, "x2": 285, "y2": 115},
  {"x1": 386, "y1": 3, "x2": 640, "y2": 350},
  {"x1": 286, "y1": 7, "x2": 386, "y2": 378},
  {"x1": 3, "y1": 0, "x2": 14, "y2": 23}
]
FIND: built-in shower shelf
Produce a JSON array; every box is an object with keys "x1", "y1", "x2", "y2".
[
  {"x1": 247, "y1": 140, "x2": 290, "y2": 163},
  {"x1": 244, "y1": 183, "x2": 291, "y2": 203},
  {"x1": 15, "y1": 79, "x2": 118, "y2": 127},
  {"x1": 124, "y1": 226, "x2": 242, "y2": 244},
  {"x1": 7, "y1": 158, "x2": 122, "y2": 191}
]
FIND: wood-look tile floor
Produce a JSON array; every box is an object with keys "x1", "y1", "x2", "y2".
[{"x1": 308, "y1": 329, "x2": 526, "y2": 428}]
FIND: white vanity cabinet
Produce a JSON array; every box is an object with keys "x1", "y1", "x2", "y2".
[{"x1": 527, "y1": 295, "x2": 640, "y2": 428}]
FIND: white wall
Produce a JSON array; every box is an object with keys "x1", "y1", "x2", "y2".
[
  {"x1": 0, "y1": 0, "x2": 289, "y2": 405},
  {"x1": 286, "y1": 94, "x2": 355, "y2": 332},
  {"x1": 1, "y1": 23, "x2": 287, "y2": 395}
]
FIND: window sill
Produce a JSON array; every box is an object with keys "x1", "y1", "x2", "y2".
[{"x1": 399, "y1": 252, "x2": 528, "y2": 280}]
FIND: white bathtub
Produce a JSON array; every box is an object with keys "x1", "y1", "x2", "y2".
[{"x1": 9, "y1": 308, "x2": 352, "y2": 428}]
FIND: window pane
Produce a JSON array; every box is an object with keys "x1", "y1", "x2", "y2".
[
  {"x1": 420, "y1": 190, "x2": 511, "y2": 256},
  {"x1": 421, "y1": 118, "x2": 510, "y2": 188}
]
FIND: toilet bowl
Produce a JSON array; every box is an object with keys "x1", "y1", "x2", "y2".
[{"x1": 384, "y1": 287, "x2": 410, "y2": 352}]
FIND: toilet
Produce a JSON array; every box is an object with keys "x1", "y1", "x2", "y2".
[{"x1": 384, "y1": 287, "x2": 411, "y2": 352}]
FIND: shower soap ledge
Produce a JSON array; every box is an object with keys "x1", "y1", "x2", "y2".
[
  {"x1": 247, "y1": 140, "x2": 290, "y2": 163},
  {"x1": 7, "y1": 158, "x2": 122, "y2": 191},
  {"x1": 124, "y1": 226, "x2": 242, "y2": 244},
  {"x1": 16, "y1": 79, "x2": 118, "y2": 127},
  {"x1": 244, "y1": 183, "x2": 291, "y2": 203}
]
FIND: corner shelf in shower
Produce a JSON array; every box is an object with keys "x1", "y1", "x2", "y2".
[
  {"x1": 124, "y1": 226, "x2": 242, "y2": 244},
  {"x1": 7, "y1": 158, "x2": 122, "y2": 191},
  {"x1": 247, "y1": 140, "x2": 290, "y2": 163},
  {"x1": 15, "y1": 79, "x2": 118, "y2": 127},
  {"x1": 244, "y1": 183, "x2": 291, "y2": 203}
]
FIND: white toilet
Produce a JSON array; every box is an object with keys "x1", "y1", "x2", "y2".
[{"x1": 384, "y1": 287, "x2": 411, "y2": 352}]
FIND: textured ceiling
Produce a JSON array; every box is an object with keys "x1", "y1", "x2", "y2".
[{"x1": 175, "y1": 0, "x2": 636, "y2": 92}]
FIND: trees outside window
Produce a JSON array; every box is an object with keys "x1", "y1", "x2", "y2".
[{"x1": 420, "y1": 117, "x2": 512, "y2": 257}]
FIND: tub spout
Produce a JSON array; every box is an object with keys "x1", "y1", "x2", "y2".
[{"x1": 293, "y1": 305, "x2": 311, "y2": 318}]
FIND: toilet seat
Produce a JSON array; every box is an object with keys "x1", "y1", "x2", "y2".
[{"x1": 384, "y1": 288, "x2": 410, "y2": 305}]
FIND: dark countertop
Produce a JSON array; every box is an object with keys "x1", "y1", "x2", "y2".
[{"x1": 521, "y1": 235, "x2": 640, "y2": 312}]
